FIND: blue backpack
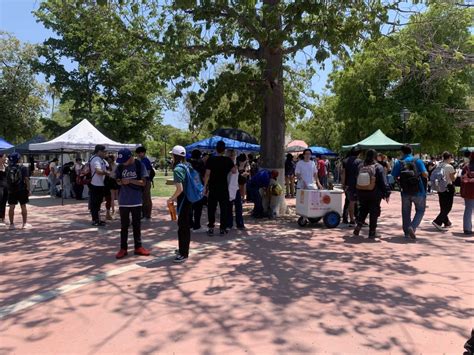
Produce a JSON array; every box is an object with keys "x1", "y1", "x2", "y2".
[{"x1": 177, "y1": 163, "x2": 204, "y2": 203}]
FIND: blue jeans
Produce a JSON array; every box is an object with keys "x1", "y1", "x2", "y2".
[
  {"x1": 248, "y1": 183, "x2": 263, "y2": 217},
  {"x1": 228, "y1": 190, "x2": 244, "y2": 228},
  {"x1": 464, "y1": 199, "x2": 474, "y2": 233},
  {"x1": 401, "y1": 194, "x2": 426, "y2": 236}
]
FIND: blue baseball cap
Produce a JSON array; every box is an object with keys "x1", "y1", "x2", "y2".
[
  {"x1": 8, "y1": 152, "x2": 21, "y2": 164},
  {"x1": 116, "y1": 148, "x2": 132, "y2": 164}
]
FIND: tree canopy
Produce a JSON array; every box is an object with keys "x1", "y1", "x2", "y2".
[
  {"x1": 96, "y1": 0, "x2": 402, "y2": 168},
  {"x1": 0, "y1": 32, "x2": 46, "y2": 144},
  {"x1": 329, "y1": 2, "x2": 473, "y2": 152},
  {"x1": 34, "y1": 1, "x2": 172, "y2": 143}
]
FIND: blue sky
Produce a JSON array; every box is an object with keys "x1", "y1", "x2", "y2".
[{"x1": 0, "y1": 0, "x2": 370, "y2": 129}]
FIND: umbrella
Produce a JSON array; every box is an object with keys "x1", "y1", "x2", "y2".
[
  {"x1": 211, "y1": 128, "x2": 258, "y2": 145},
  {"x1": 287, "y1": 140, "x2": 308, "y2": 149},
  {"x1": 0, "y1": 137, "x2": 13, "y2": 150},
  {"x1": 186, "y1": 136, "x2": 260, "y2": 152},
  {"x1": 285, "y1": 145, "x2": 307, "y2": 153},
  {"x1": 309, "y1": 146, "x2": 339, "y2": 157}
]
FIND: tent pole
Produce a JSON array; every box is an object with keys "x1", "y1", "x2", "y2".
[{"x1": 61, "y1": 149, "x2": 64, "y2": 206}]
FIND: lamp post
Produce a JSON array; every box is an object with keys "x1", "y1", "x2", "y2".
[
  {"x1": 162, "y1": 135, "x2": 168, "y2": 176},
  {"x1": 400, "y1": 107, "x2": 411, "y2": 143}
]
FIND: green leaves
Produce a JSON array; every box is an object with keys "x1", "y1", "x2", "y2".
[
  {"x1": 330, "y1": 2, "x2": 473, "y2": 152},
  {"x1": 0, "y1": 32, "x2": 46, "y2": 143}
]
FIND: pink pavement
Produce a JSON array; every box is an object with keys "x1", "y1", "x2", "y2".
[{"x1": 0, "y1": 193, "x2": 472, "y2": 354}]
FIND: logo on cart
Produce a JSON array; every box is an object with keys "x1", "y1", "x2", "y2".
[{"x1": 322, "y1": 195, "x2": 331, "y2": 204}]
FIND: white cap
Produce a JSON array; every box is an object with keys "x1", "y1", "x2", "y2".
[{"x1": 170, "y1": 145, "x2": 186, "y2": 156}]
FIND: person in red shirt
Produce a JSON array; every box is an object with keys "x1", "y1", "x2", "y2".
[{"x1": 316, "y1": 155, "x2": 327, "y2": 189}]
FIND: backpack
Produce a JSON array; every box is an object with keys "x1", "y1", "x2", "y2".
[
  {"x1": 116, "y1": 159, "x2": 143, "y2": 190},
  {"x1": 7, "y1": 165, "x2": 23, "y2": 192},
  {"x1": 356, "y1": 164, "x2": 377, "y2": 191},
  {"x1": 177, "y1": 163, "x2": 204, "y2": 204},
  {"x1": 430, "y1": 164, "x2": 448, "y2": 193},
  {"x1": 399, "y1": 159, "x2": 420, "y2": 195},
  {"x1": 460, "y1": 165, "x2": 474, "y2": 199},
  {"x1": 77, "y1": 156, "x2": 105, "y2": 186}
]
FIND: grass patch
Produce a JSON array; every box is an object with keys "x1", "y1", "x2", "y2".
[{"x1": 151, "y1": 172, "x2": 175, "y2": 197}]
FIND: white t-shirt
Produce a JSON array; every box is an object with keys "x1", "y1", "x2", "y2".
[
  {"x1": 90, "y1": 156, "x2": 108, "y2": 187},
  {"x1": 439, "y1": 162, "x2": 455, "y2": 185},
  {"x1": 295, "y1": 160, "x2": 318, "y2": 189}
]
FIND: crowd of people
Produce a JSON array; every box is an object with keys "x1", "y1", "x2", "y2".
[{"x1": 1, "y1": 141, "x2": 473, "y2": 264}]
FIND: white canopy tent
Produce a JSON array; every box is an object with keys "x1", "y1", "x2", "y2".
[
  {"x1": 29, "y1": 119, "x2": 138, "y2": 152},
  {"x1": 29, "y1": 119, "x2": 139, "y2": 205}
]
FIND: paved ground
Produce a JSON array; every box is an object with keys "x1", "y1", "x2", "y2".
[{"x1": 0, "y1": 193, "x2": 473, "y2": 355}]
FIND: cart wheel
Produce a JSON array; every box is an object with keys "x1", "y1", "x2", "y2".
[
  {"x1": 297, "y1": 217, "x2": 308, "y2": 227},
  {"x1": 323, "y1": 212, "x2": 341, "y2": 228},
  {"x1": 308, "y1": 217, "x2": 322, "y2": 224}
]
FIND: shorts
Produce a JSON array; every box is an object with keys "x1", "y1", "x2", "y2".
[
  {"x1": 346, "y1": 187, "x2": 358, "y2": 202},
  {"x1": 8, "y1": 190, "x2": 29, "y2": 206}
]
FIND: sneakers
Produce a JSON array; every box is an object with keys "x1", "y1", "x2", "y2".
[
  {"x1": 353, "y1": 224, "x2": 362, "y2": 236},
  {"x1": 116, "y1": 249, "x2": 128, "y2": 259},
  {"x1": 432, "y1": 221, "x2": 445, "y2": 231},
  {"x1": 207, "y1": 228, "x2": 214, "y2": 236},
  {"x1": 464, "y1": 231, "x2": 473, "y2": 235},
  {"x1": 9, "y1": 224, "x2": 15, "y2": 230},
  {"x1": 348, "y1": 221, "x2": 356, "y2": 228},
  {"x1": 408, "y1": 227, "x2": 417, "y2": 240},
  {"x1": 21, "y1": 223, "x2": 32, "y2": 230},
  {"x1": 134, "y1": 247, "x2": 151, "y2": 256},
  {"x1": 220, "y1": 229, "x2": 229, "y2": 235},
  {"x1": 237, "y1": 225, "x2": 246, "y2": 230},
  {"x1": 368, "y1": 232, "x2": 381, "y2": 239},
  {"x1": 92, "y1": 220, "x2": 106, "y2": 227},
  {"x1": 173, "y1": 255, "x2": 187, "y2": 263}
]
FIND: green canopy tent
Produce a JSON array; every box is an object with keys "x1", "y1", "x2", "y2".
[
  {"x1": 460, "y1": 147, "x2": 474, "y2": 153},
  {"x1": 342, "y1": 129, "x2": 420, "y2": 151}
]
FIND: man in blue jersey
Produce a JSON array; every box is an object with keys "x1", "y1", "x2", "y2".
[{"x1": 115, "y1": 148, "x2": 151, "y2": 259}]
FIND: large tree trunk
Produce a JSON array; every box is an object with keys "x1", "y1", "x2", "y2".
[
  {"x1": 260, "y1": 0, "x2": 287, "y2": 216},
  {"x1": 260, "y1": 46, "x2": 287, "y2": 215}
]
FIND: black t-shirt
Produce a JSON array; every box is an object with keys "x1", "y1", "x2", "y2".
[
  {"x1": 343, "y1": 156, "x2": 362, "y2": 188},
  {"x1": 205, "y1": 155, "x2": 234, "y2": 192}
]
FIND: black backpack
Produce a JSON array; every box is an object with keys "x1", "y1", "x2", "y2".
[
  {"x1": 116, "y1": 159, "x2": 143, "y2": 190},
  {"x1": 399, "y1": 159, "x2": 420, "y2": 195},
  {"x1": 7, "y1": 165, "x2": 23, "y2": 192}
]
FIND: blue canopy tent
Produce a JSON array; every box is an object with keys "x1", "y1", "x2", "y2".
[
  {"x1": 186, "y1": 136, "x2": 260, "y2": 152},
  {"x1": 309, "y1": 146, "x2": 338, "y2": 157},
  {"x1": 0, "y1": 138, "x2": 13, "y2": 150},
  {"x1": 0, "y1": 135, "x2": 47, "y2": 154}
]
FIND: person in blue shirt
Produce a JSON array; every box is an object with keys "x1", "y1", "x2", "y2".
[
  {"x1": 115, "y1": 148, "x2": 151, "y2": 260},
  {"x1": 391, "y1": 144, "x2": 428, "y2": 239},
  {"x1": 248, "y1": 169, "x2": 279, "y2": 218},
  {"x1": 136, "y1": 146, "x2": 154, "y2": 220}
]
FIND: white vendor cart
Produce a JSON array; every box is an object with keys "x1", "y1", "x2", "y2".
[{"x1": 296, "y1": 189, "x2": 344, "y2": 228}]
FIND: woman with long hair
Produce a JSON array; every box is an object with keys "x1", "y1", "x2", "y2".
[
  {"x1": 168, "y1": 145, "x2": 192, "y2": 263},
  {"x1": 353, "y1": 149, "x2": 391, "y2": 239},
  {"x1": 0, "y1": 153, "x2": 8, "y2": 226}
]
